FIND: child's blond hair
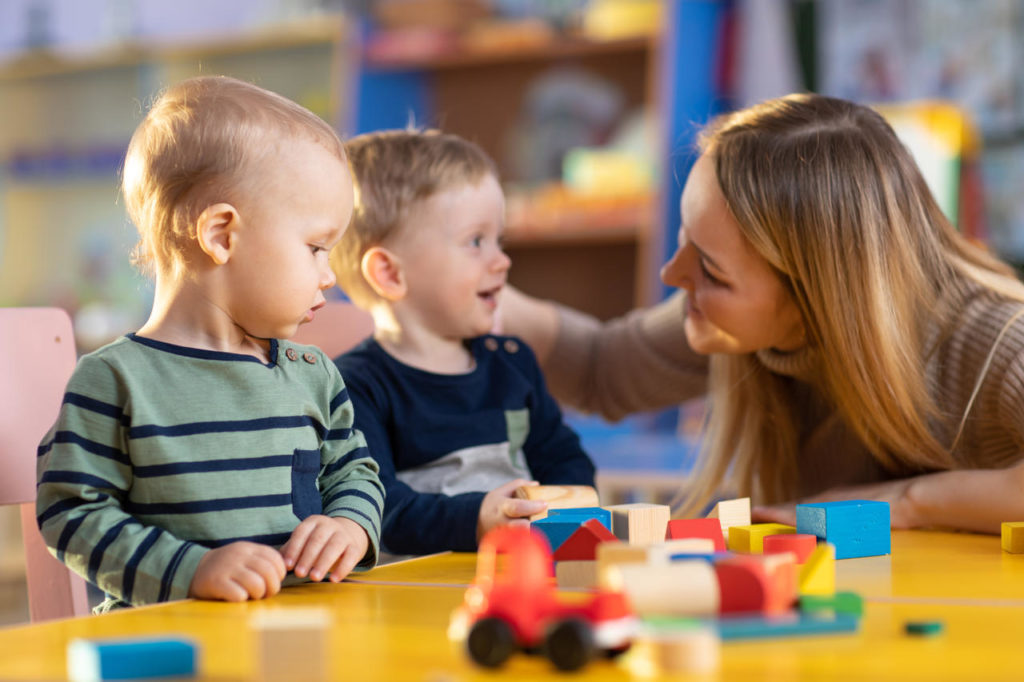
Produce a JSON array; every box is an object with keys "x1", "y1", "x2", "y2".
[
  {"x1": 332, "y1": 129, "x2": 497, "y2": 306},
  {"x1": 122, "y1": 75, "x2": 345, "y2": 279}
]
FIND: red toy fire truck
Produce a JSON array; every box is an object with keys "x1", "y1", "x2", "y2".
[{"x1": 449, "y1": 525, "x2": 636, "y2": 671}]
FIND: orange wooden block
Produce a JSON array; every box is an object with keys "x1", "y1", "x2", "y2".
[
  {"x1": 763, "y1": 533, "x2": 817, "y2": 563},
  {"x1": 714, "y1": 553, "x2": 796, "y2": 615}
]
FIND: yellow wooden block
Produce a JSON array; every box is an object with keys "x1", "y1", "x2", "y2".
[
  {"x1": 728, "y1": 523, "x2": 795, "y2": 553},
  {"x1": 1002, "y1": 522, "x2": 1024, "y2": 553},
  {"x1": 798, "y1": 543, "x2": 836, "y2": 596}
]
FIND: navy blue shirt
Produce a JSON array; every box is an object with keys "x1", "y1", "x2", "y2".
[{"x1": 335, "y1": 335, "x2": 595, "y2": 554}]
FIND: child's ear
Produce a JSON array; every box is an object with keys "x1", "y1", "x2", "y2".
[
  {"x1": 196, "y1": 203, "x2": 241, "y2": 265},
  {"x1": 361, "y1": 246, "x2": 406, "y2": 301}
]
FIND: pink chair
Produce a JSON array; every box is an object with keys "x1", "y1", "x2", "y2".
[
  {"x1": 0, "y1": 308, "x2": 90, "y2": 621},
  {"x1": 291, "y1": 299, "x2": 375, "y2": 359}
]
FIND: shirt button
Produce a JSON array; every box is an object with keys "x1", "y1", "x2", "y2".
[
  {"x1": 285, "y1": 348, "x2": 298, "y2": 361},
  {"x1": 484, "y1": 337, "x2": 499, "y2": 351},
  {"x1": 504, "y1": 339, "x2": 519, "y2": 354},
  {"x1": 303, "y1": 352, "x2": 317, "y2": 364}
]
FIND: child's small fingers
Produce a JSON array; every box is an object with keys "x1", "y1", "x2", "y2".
[
  {"x1": 502, "y1": 498, "x2": 546, "y2": 519},
  {"x1": 330, "y1": 546, "x2": 361, "y2": 582}
]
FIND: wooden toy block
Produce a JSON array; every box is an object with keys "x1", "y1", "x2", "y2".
[
  {"x1": 610, "y1": 560, "x2": 720, "y2": 617},
  {"x1": 1001, "y1": 522, "x2": 1024, "y2": 553},
  {"x1": 531, "y1": 517, "x2": 585, "y2": 553},
  {"x1": 666, "y1": 518, "x2": 726, "y2": 552},
  {"x1": 554, "y1": 560, "x2": 598, "y2": 589},
  {"x1": 713, "y1": 552, "x2": 796, "y2": 615},
  {"x1": 715, "y1": 611, "x2": 859, "y2": 641},
  {"x1": 251, "y1": 607, "x2": 331, "y2": 682},
  {"x1": 628, "y1": 622, "x2": 720, "y2": 677},
  {"x1": 514, "y1": 484, "x2": 599, "y2": 521},
  {"x1": 714, "y1": 557, "x2": 770, "y2": 614},
  {"x1": 905, "y1": 620, "x2": 944, "y2": 636},
  {"x1": 728, "y1": 523, "x2": 795, "y2": 553},
  {"x1": 67, "y1": 636, "x2": 198, "y2": 682},
  {"x1": 799, "y1": 591, "x2": 863, "y2": 617},
  {"x1": 662, "y1": 538, "x2": 717, "y2": 557},
  {"x1": 798, "y1": 542, "x2": 836, "y2": 596},
  {"x1": 547, "y1": 506, "x2": 612, "y2": 530},
  {"x1": 763, "y1": 533, "x2": 818, "y2": 563},
  {"x1": 796, "y1": 500, "x2": 890, "y2": 559},
  {"x1": 552, "y1": 518, "x2": 617, "y2": 561},
  {"x1": 706, "y1": 497, "x2": 751, "y2": 545},
  {"x1": 604, "y1": 503, "x2": 671, "y2": 545},
  {"x1": 596, "y1": 541, "x2": 664, "y2": 588}
]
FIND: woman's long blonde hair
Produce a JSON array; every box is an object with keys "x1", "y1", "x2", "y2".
[{"x1": 679, "y1": 94, "x2": 1024, "y2": 516}]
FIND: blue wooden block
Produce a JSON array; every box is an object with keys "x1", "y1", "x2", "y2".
[
  {"x1": 531, "y1": 518, "x2": 585, "y2": 553},
  {"x1": 796, "y1": 500, "x2": 890, "y2": 559},
  {"x1": 546, "y1": 507, "x2": 612, "y2": 531},
  {"x1": 67, "y1": 636, "x2": 197, "y2": 681},
  {"x1": 713, "y1": 612, "x2": 860, "y2": 641}
]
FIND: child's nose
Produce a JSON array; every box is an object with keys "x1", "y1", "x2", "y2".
[
  {"x1": 493, "y1": 248, "x2": 511, "y2": 273},
  {"x1": 320, "y1": 263, "x2": 337, "y2": 290}
]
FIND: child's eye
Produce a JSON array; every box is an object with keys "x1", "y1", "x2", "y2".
[
  {"x1": 699, "y1": 259, "x2": 725, "y2": 286},
  {"x1": 470, "y1": 235, "x2": 483, "y2": 248},
  {"x1": 309, "y1": 245, "x2": 324, "y2": 255}
]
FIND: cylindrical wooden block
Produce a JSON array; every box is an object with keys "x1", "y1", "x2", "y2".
[
  {"x1": 629, "y1": 624, "x2": 720, "y2": 677},
  {"x1": 611, "y1": 560, "x2": 719, "y2": 616}
]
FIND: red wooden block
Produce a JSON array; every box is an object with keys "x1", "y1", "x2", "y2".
[
  {"x1": 714, "y1": 554, "x2": 796, "y2": 614},
  {"x1": 552, "y1": 518, "x2": 618, "y2": 561},
  {"x1": 665, "y1": 518, "x2": 726, "y2": 552},
  {"x1": 714, "y1": 558, "x2": 770, "y2": 614},
  {"x1": 763, "y1": 533, "x2": 817, "y2": 563}
]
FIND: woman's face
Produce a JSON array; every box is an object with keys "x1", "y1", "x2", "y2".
[{"x1": 660, "y1": 153, "x2": 806, "y2": 355}]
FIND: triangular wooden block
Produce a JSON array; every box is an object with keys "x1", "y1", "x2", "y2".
[
  {"x1": 798, "y1": 543, "x2": 836, "y2": 596},
  {"x1": 552, "y1": 518, "x2": 618, "y2": 561}
]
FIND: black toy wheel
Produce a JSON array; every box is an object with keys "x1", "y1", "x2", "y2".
[
  {"x1": 466, "y1": 617, "x2": 517, "y2": 668},
  {"x1": 542, "y1": 618, "x2": 596, "y2": 672}
]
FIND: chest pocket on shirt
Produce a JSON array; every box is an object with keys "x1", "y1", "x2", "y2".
[{"x1": 291, "y1": 448, "x2": 323, "y2": 520}]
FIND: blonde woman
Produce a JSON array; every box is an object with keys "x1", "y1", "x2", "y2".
[{"x1": 501, "y1": 93, "x2": 1024, "y2": 534}]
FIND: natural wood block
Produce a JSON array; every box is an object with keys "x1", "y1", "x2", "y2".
[
  {"x1": 605, "y1": 503, "x2": 670, "y2": 545},
  {"x1": 612, "y1": 561, "x2": 719, "y2": 617},
  {"x1": 1002, "y1": 522, "x2": 1024, "y2": 553},
  {"x1": 514, "y1": 484, "x2": 599, "y2": 521},
  {"x1": 251, "y1": 608, "x2": 330, "y2": 682},
  {"x1": 596, "y1": 541, "x2": 662, "y2": 588},
  {"x1": 629, "y1": 624, "x2": 720, "y2": 677},
  {"x1": 706, "y1": 497, "x2": 751, "y2": 544},
  {"x1": 555, "y1": 560, "x2": 598, "y2": 589}
]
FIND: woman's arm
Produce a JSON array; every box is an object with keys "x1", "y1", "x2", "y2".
[
  {"x1": 500, "y1": 287, "x2": 709, "y2": 420},
  {"x1": 753, "y1": 460, "x2": 1024, "y2": 534}
]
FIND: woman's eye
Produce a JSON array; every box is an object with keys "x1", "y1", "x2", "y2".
[{"x1": 699, "y1": 259, "x2": 723, "y2": 286}]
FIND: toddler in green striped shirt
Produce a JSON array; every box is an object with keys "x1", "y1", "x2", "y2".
[{"x1": 36, "y1": 76, "x2": 384, "y2": 609}]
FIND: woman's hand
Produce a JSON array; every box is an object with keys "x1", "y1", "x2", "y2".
[{"x1": 752, "y1": 478, "x2": 919, "y2": 529}]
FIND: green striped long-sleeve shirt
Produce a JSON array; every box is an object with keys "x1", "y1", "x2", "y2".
[{"x1": 36, "y1": 334, "x2": 384, "y2": 606}]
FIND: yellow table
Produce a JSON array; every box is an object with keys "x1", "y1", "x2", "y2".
[{"x1": 1, "y1": 531, "x2": 1022, "y2": 681}]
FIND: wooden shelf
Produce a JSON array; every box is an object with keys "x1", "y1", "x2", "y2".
[
  {"x1": 0, "y1": 16, "x2": 345, "y2": 81},
  {"x1": 364, "y1": 34, "x2": 653, "y2": 72},
  {"x1": 504, "y1": 221, "x2": 646, "y2": 247}
]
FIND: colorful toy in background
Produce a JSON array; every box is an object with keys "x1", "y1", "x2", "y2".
[
  {"x1": 453, "y1": 486, "x2": 892, "y2": 674},
  {"x1": 66, "y1": 636, "x2": 198, "y2": 681}
]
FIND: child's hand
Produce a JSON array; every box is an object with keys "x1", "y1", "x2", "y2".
[
  {"x1": 281, "y1": 515, "x2": 370, "y2": 583},
  {"x1": 477, "y1": 478, "x2": 548, "y2": 542},
  {"x1": 188, "y1": 541, "x2": 286, "y2": 602}
]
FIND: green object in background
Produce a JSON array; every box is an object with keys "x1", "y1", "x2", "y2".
[
  {"x1": 904, "y1": 620, "x2": 944, "y2": 636},
  {"x1": 799, "y1": 591, "x2": 864, "y2": 617}
]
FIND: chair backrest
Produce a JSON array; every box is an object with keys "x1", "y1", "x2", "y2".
[
  {"x1": 290, "y1": 300, "x2": 375, "y2": 359},
  {"x1": 0, "y1": 308, "x2": 90, "y2": 621}
]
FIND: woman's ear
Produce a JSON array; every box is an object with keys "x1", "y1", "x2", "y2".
[
  {"x1": 196, "y1": 203, "x2": 241, "y2": 265},
  {"x1": 361, "y1": 246, "x2": 406, "y2": 301}
]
